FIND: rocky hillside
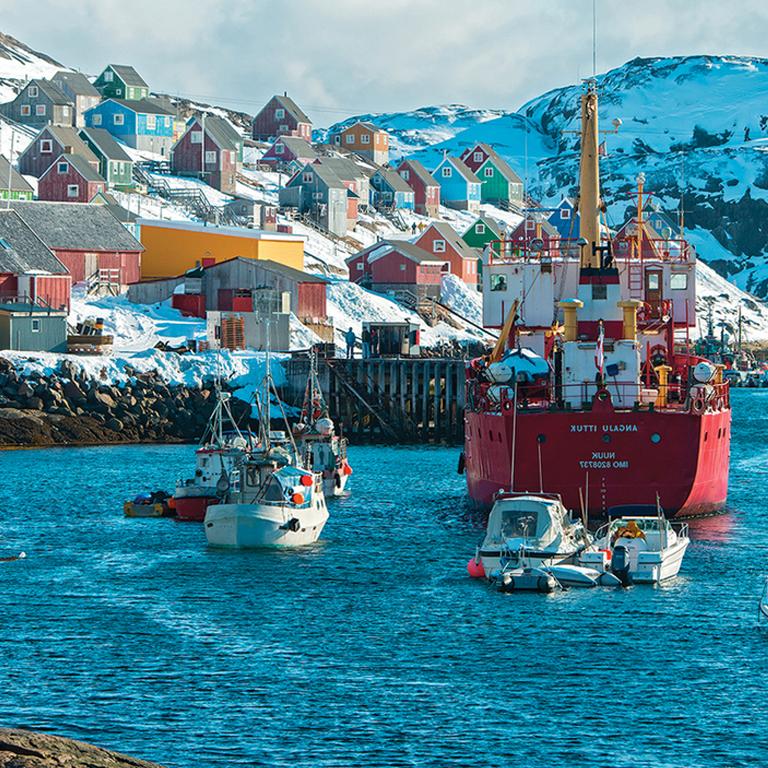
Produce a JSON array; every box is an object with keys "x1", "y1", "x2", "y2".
[{"x1": 0, "y1": 32, "x2": 65, "y2": 102}]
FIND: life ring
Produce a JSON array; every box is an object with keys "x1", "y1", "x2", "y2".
[{"x1": 691, "y1": 397, "x2": 705, "y2": 415}]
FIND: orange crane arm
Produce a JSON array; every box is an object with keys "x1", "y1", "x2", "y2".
[{"x1": 489, "y1": 299, "x2": 519, "y2": 363}]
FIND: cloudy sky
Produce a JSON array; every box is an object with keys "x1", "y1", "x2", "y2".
[{"x1": 2, "y1": 0, "x2": 768, "y2": 125}]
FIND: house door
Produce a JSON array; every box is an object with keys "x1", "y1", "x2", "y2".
[
  {"x1": 84, "y1": 252, "x2": 98, "y2": 281},
  {"x1": 645, "y1": 268, "x2": 663, "y2": 318}
]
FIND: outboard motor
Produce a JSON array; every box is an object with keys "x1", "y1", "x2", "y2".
[{"x1": 611, "y1": 545, "x2": 632, "y2": 586}]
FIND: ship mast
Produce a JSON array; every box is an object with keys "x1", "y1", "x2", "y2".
[{"x1": 578, "y1": 79, "x2": 603, "y2": 269}]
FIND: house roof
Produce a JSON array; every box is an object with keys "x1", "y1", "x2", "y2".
[
  {"x1": 399, "y1": 159, "x2": 438, "y2": 188},
  {"x1": 375, "y1": 168, "x2": 413, "y2": 194},
  {"x1": 52, "y1": 71, "x2": 99, "y2": 98},
  {"x1": 89, "y1": 191, "x2": 139, "y2": 223},
  {"x1": 107, "y1": 98, "x2": 173, "y2": 115},
  {"x1": 514, "y1": 217, "x2": 560, "y2": 238},
  {"x1": 435, "y1": 156, "x2": 481, "y2": 184},
  {"x1": 422, "y1": 222, "x2": 480, "y2": 260},
  {"x1": 191, "y1": 114, "x2": 241, "y2": 151},
  {"x1": 479, "y1": 145, "x2": 523, "y2": 183},
  {"x1": 79, "y1": 126, "x2": 132, "y2": 162},
  {"x1": 9, "y1": 201, "x2": 144, "y2": 253},
  {"x1": 314, "y1": 156, "x2": 364, "y2": 183},
  {"x1": 202, "y1": 256, "x2": 326, "y2": 284},
  {"x1": 0, "y1": 155, "x2": 33, "y2": 193},
  {"x1": 274, "y1": 94, "x2": 311, "y2": 125},
  {"x1": 367, "y1": 240, "x2": 446, "y2": 266},
  {"x1": 26, "y1": 79, "x2": 71, "y2": 106},
  {"x1": 36, "y1": 125, "x2": 100, "y2": 166},
  {"x1": 107, "y1": 65, "x2": 148, "y2": 88},
  {"x1": 270, "y1": 136, "x2": 318, "y2": 159},
  {"x1": 41, "y1": 153, "x2": 105, "y2": 183},
  {"x1": 465, "y1": 215, "x2": 502, "y2": 238},
  {"x1": 0, "y1": 209, "x2": 67, "y2": 275}
]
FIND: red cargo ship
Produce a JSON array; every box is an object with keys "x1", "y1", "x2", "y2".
[{"x1": 463, "y1": 80, "x2": 730, "y2": 518}]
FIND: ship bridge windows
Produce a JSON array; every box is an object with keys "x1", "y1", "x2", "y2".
[
  {"x1": 490, "y1": 274, "x2": 508, "y2": 291},
  {"x1": 671, "y1": 272, "x2": 688, "y2": 290},
  {"x1": 592, "y1": 284, "x2": 607, "y2": 300}
]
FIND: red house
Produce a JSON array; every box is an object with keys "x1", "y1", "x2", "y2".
[
  {"x1": 508, "y1": 216, "x2": 561, "y2": 254},
  {"x1": 38, "y1": 154, "x2": 106, "y2": 203},
  {"x1": 252, "y1": 93, "x2": 312, "y2": 142},
  {"x1": 261, "y1": 136, "x2": 318, "y2": 170},
  {"x1": 396, "y1": 159, "x2": 440, "y2": 217},
  {"x1": 17, "y1": 124, "x2": 100, "y2": 179},
  {"x1": 170, "y1": 115, "x2": 242, "y2": 194},
  {"x1": 414, "y1": 222, "x2": 480, "y2": 285},
  {"x1": 9, "y1": 201, "x2": 143, "y2": 288}
]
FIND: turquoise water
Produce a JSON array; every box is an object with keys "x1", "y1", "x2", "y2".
[{"x1": 0, "y1": 389, "x2": 767, "y2": 767}]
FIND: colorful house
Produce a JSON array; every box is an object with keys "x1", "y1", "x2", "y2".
[
  {"x1": 38, "y1": 154, "x2": 107, "y2": 203},
  {"x1": 261, "y1": 136, "x2": 318, "y2": 171},
  {"x1": 546, "y1": 198, "x2": 579, "y2": 239},
  {"x1": 0, "y1": 156, "x2": 34, "y2": 201},
  {"x1": 346, "y1": 240, "x2": 445, "y2": 298},
  {"x1": 370, "y1": 168, "x2": 415, "y2": 211},
  {"x1": 94, "y1": 65, "x2": 150, "y2": 101},
  {"x1": 0, "y1": 208, "x2": 71, "y2": 311},
  {"x1": 9, "y1": 201, "x2": 144, "y2": 287},
  {"x1": 51, "y1": 71, "x2": 100, "y2": 127},
  {"x1": 171, "y1": 115, "x2": 242, "y2": 194},
  {"x1": 137, "y1": 219, "x2": 306, "y2": 280},
  {"x1": 462, "y1": 215, "x2": 502, "y2": 249},
  {"x1": 414, "y1": 221, "x2": 480, "y2": 285},
  {"x1": 431, "y1": 156, "x2": 481, "y2": 213},
  {"x1": 79, "y1": 127, "x2": 134, "y2": 189},
  {"x1": 508, "y1": 216, "x2": 561, "y2": 255},
  {"x1": 252, "y1": 93, "x2": 312, "y2": 142},
  {"x1": 17, "y1": 124, "x2": 99, "y2": 179},
  {"x1": 460, "y1": 143, "x2": 524, "y2": 208},
  {"x1": 313, "y1": 156, "x2": 369, "y2": 214},
  {"x1": 332, "y1": 122, "x2": 389, "y2": 165},
  {"x1": 279, "y1": 162, "x2": 351, "y2": 237},
  {"x1": 396, "y1": 159, "x2": 440, "y2": 217},
  {"x1": 85, "y1": 99, "x2": 175, "y2": 156},
  {"x1": 0, "y1": 79, "x2": 73, "y2": 128}
]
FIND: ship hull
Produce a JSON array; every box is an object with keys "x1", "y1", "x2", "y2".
[
  {"x1": 173, "y1": 487, "x2": 219, "y2": 522},
  {"x1": 464, "y1": 407, "x2": 730, "y2": 518}
]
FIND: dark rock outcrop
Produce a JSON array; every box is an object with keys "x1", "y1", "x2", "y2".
[{"x1": 0, "y1": 728, "x2": 164, "y2": 767}]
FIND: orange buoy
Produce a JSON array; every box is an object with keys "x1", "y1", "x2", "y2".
[
  {"x1": 300, "y1": 475, "x2": 313, "y2": 487},
  {"x1": 342, "y1": 462, "x2": 353, "y2": 476},
  {"x1": 168, "y1": 497, "x2": 177, "y2": 510},
  {"x1": 467, "y1": 558, "x2": 485, "y2": 579},
  {"x1": 292, "y1": 492, "x2": 305, "y2": 505}
]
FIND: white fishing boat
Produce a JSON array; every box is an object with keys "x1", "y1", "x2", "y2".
[
  {"x1": 293, "y1": 349, "x2": 352, "y2": 498},
  {"x1": 580, "y1": 512, "x2": 689, "y2": 585},
  {"x1": 472, "y1": 492, "x2": 590, "y2": 579},
  {"x1": 205, "y1": 335, "x2": 328, "y2": 549}
]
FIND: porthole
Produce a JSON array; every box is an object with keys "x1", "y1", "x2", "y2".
[
  {"x1": 651, "y1": 433, "x2": 661, "y2": 444},
  {"x1": 602, "y1": 433, "x2": 611, "y2": 444},
  {"x1": 537, "y1": 434, "x2": 546, "y2": 444}
]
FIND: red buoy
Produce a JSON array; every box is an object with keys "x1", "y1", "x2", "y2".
[
  {"x1": 300, "y1": 475, "x2": 313, "y2": 487},
  {"x1": 467, "y1": 557, "x2": 485, "y2": 579}
]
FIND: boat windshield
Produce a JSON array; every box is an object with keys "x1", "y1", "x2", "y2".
[{"x1": 488, "y1": 498, "x2": 557, "y2": 541}]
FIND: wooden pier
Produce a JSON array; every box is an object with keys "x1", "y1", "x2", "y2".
[{"x1": 281, "y1": 357, "x2": 467, "y2": 444}]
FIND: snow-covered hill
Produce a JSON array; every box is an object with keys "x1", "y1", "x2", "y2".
[{"x1": 0, "y1": 32, "x2": 65, "y2": 102}]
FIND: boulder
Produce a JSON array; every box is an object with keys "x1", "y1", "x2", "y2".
[
  {"x1": 26, "y1": 396, "x2": 44, "y2": 411},
  {"x1": 106, "y1": 417, "x2": 124, "y2": 433},
  {"x1": 16, "y1": 382, "x2": 34, "y2": 399}
]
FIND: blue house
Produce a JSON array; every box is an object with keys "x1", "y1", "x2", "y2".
[
  {"x1": 547, "y1": 197, "x2": 580, "y2": 239},
  {"x1": 431, "y1": 155, "x2": 481, "y2": 213},
  {"x1": 370, "y1": 168, "x2": 415, "y2": 211},
  {"x1": 84, "y1": 98, "x2": 175, "y2": 157},
  {"x1": 645, "y1": 209, "x2": 679, "y2": 238}
]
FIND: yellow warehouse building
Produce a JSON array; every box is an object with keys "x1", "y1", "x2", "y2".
[{"x1": 137, "y1": 220, "x2": 306, "y2": 280}]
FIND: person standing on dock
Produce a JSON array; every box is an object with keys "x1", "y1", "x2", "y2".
[
  {"x1": 362, "y1": 326, "x2": 371, "y2": 359},
  {"x1": 370, "y1": 327, "x2": 379, "y2": 358},
  {"x1": 345, "y1": 327, "x2": 356, "y2": 358}
]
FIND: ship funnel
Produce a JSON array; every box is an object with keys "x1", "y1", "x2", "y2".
[
  {"x1": 578, "y1": 80, "x2": 603, "y2": 270},
  {"x1": 617, "y1": 299, "x2": 643, "y2": 341}
]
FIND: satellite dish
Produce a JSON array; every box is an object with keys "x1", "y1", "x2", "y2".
[{"x1": 529, "y1": 237, "x2": 545, "y2": 252}]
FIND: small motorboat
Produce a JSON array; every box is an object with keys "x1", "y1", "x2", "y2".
[
  {"x1": 124, "y1": 491, "x2": 173, "y2": 518},
  {"x1": 543, "y1": 563, "x2": 622, "y2": 588},
  {"x1": 497, "y1": 565, "x2": 557, "y2": 593},
  {"x1": 473, "y1": 491, "x2": 589, "y2": 578},
  {"x1": 580, "y1": 513, "x2": 689, "y2": 585}
]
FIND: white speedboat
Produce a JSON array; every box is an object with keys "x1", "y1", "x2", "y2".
[
  {"x1": 474, "y1": 492, "x2": 589, "y2": 579},
  {"x1": 580, "y1": 515, "x2": 689, "y2": 585}
]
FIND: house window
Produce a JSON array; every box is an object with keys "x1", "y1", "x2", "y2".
[
  {"x1": 400, "y1": 263, "x2": 406, "y2": 271},
  {"x1": 484, "y1": 166, "x2": 494, "y2": 177},
  {"x1": 20, "y1": 105, "x2": 30, "y2": 116},
  {"x1": 205, "y1": 150, "x2": 217, "y2": 163},
  {"x1": 113, "y1": 113, "x2": 125, "y2": 125},
  {"x1": 111, "y1": 162, "x2": 118, "y2": 175},
  {"x1": 35, "y1": 104, "x2": 46, "y2": 116},
  {"x1": 28, "y1": 85, "x2": 39, "y2": 98},
  {"x1": 671, "y1": 273, "x2": 688, "y2": 290},
  {"x1": 57, "y1": 161, "x2": 69, "y2": 173},
  {"x1": 92, "y1": 114, "x2": 102, "y2": 126},
  {"x1": 346, "y1": 134, "x2": 355, "y2": 144},
  {"x1": 275, "y1": 108, "x2": 285, "y2": 119},
  {"x1": 275, "y1": 143, "x2": 284, "y2": 154},
  {"x1": 476, "y1": 223, "x2": 486, "y2": 235},
  {"x1": 191, "y1": 130, "x2": 202, "y2": 144},
  {"x1": 313, "y1": 191, "x2": 323, "y2": 200},
  {"x1": 472, "y1": 151, "x2": 482, "y2": 162},
  {"x1": 31, "y1": 319, "x2": 40, "y2": 333},
  {"x1": 67, "y1": 184, "x2": 79, "y2": 197},
  {"x1": 433, "y1": 239, "x2": 446, "y2": 253},
  {"x1": 356, "y1": 263, "x2": 364, "y2": 271},
  {"x1": 62, "y1": 105, "x2": 70, "y2": 117},
  {"x1": 561, "y1": 208, "x2": 571, "y2": 219},
  {"x1": 115, "y1": 88, "x2": 122, "y2": 95},
  {"x1": 146, "y1": 114, "x2": 156, "y2": 130},
  {"x1": 360, "y1": 134, "x2": 370, "y2": 144},
  {"x1": 40, "y1": 139, "x2": 53, "y2": 153},
  {"x1": 592, "y1": 284, "x2": 607, "y2": 300},
  {"x1": 526, "y1": 219, "x2": 535, "y2": 231},
  {"x1": 400, "y1": 169, "x2": 409, "y2": 181},
  {"x1": 104, "y1": 70, "x2": 114, "y2": 82},
  {"x1": 278, "y1": 124, "x2": 288, "y2": 132},
  {"x1": 303, "y1": 172, "x2": 314, "y2": 183},
  {"x1": 442, "y1": 166, "x2": 451, "y2": 177},
  {"x1": 490, "y1": 274, "x2": 508, "y2": 291}
]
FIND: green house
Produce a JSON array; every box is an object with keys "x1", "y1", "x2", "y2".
[
  {"x1": 94, "y1": 65, "x2": 149, "y2": 101},
  {"x1": 79, "y1": 127, "x2": 134, "y2": 190},
  {"x1": 0, "y1": 156, "x2": 33, "y2": 201},
  {"x1": 477, "y1": 149, "x2": 524, "y2": 207},
  {"x1": 462, "y1": 215, "x2": 503, "y2": 288}
]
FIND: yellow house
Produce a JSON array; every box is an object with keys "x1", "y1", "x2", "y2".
[{"x1": 137, "y1": 219, "x2": 306, "y2": 280}]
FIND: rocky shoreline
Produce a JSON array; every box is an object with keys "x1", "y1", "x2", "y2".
[
  {"x1": 0, "y1": 728, "x2": 164, "y2": 767},
  {"x1": 0, "y1": 357, "x2": 251, "y2": 448}
]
